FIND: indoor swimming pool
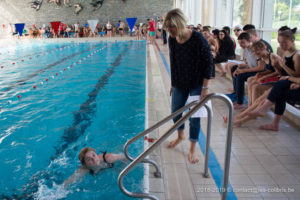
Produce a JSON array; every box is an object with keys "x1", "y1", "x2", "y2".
[{"x1": 0, "y1": 40, "x2": 146, "y2": 199}]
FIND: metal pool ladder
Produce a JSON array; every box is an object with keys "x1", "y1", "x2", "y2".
[{"x1": 118, "y1": 93, "x2": 234, "y2": 200}]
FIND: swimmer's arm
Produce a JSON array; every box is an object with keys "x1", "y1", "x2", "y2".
[
  {"x1": 105, "y1": 153, "x2": 126, "y2": 163},
  {"x1": 63, "y1": 167, "x2": 88, "y2": 188}
]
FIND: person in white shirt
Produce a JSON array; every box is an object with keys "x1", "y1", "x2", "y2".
[{"x1": 106, "y1": 21, "x2": 112, "y2": 37}]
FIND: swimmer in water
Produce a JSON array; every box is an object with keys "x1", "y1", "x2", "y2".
[{"x1": 63, "y1": 147, "x2": 125, "y2": 188}]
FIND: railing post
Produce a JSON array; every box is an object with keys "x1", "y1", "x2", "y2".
[
  {"x1": 221, "y1": 96, "x2": 234, "y2": 200},
  {"x1": 203, "y1": 104, "x2": 212, "y2": 178}
]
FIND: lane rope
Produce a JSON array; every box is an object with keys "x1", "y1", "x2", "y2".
[
  {"x1": 0, "y1": 42, "x2": 112, "y2": 113},
  {"x1": 0, "y1": 43, "x2": 82, "y2": 69}
]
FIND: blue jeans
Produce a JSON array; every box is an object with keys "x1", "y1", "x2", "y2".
[
  {"x1": 231, "y1": 65, "x2": 257, "y2": 104},
  {"x1": 268, "y1": 80, "x2": 300, "y2": 115},
  {"x1": 171, "y1": 86, "x2": 202, "y2": 142}
]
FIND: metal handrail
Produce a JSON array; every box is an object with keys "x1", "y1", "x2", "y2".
[
  {"x1": 118, "y1": 93, "x2": 234, "y2": 200},
  {"x1": 123, "y1": 101, "x2": 198, "y2": 177}
]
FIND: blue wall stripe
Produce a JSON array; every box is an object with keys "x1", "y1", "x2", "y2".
[{"x1": 156, "y1": 45, "x2": 238, "y2": 200}]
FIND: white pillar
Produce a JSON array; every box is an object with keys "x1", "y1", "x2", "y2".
[
  {"x1": 190, "y1": 0, "x2": 196, "y2": 25},
  {"x1": 194, "y1": 0, "x2": 202, "y2": 25},
  {"x1": 251, "y1": 0, "x2": 263, "y2": 28},
  {"x1": 228, "y1": 0, "x2": 234, "y2": 27},
  {"x1": 288, "y1": 0, "x2": 292, "y2": 27},
  {"x1": 262, "y1": 0, "x2": 274, "y2": 43}
]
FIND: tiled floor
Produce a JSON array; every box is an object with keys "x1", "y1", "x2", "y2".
[{"x1": 146, "y1": 39, "x2": 300, "y2": 200}]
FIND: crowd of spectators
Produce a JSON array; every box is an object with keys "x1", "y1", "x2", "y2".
[
  {"x1": 192, "y1": 23, "x2": 299, "y2": 131},
  {"x1": 174, "y1": 20, "x2": 299, "y2": 131},
  {"x1": 10, "y1": 18, "x2": 167, "y2": 42}
]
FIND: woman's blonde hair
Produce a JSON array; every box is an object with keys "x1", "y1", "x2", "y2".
[
  {"x1": 78, "y1": 147, "x2": 96, "y2": 166},
  {"x1": 163, "y1": 8, "x2": 187, "y2": 37}
]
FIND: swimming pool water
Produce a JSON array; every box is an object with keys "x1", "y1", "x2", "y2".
[{"x1": 0, "y1": 40, "x2": 146, "y2": 199}]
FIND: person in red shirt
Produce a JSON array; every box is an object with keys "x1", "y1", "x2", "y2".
[
  {"x1": 148, "y1": 18, "x2": 155, "y2": 44},
  {"x1": 59, "y1": 23, "x2": 65, "y2": 38}
]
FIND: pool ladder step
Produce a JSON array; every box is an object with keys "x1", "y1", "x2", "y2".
[{"x1": 118, "y1": 93, "x2": 234, "y2": 200}]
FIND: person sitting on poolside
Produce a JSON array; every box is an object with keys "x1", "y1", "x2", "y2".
[{"x1": 63, "y1": 147, "x2": 125, "y2": 188}]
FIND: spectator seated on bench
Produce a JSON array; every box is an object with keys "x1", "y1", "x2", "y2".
[{"x1": 214, "y1": 30, "x2": 235, "y2": 77}]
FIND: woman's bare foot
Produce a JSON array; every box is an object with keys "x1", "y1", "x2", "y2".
[
  {"x1": 248, "y1": 110, "x2": 265, "y2": 117},
  {"x1": 188, "y1": 142, "x2": 199, "y2": 164},
  {"x1": 167, "y1": 136, "x2": 185, "y2": 148},
  {"x1": 259, "y1": 124, "x2": 279, "y2": 131},
  {"x1": 233, "y1": 122, "x2": 242, "y2": 127},
  {"x1": 220, "y1": 72, "x2": 226, "y2": 77},
  {"x1": 233, "y1": 117, "x2": 246, "y2": 127},
  {"x1": 240, "y1": 106, "x2": 248, "y2": 112},
  {"x1": 168, "y1": 130, "x2": 185, "y2": 148},
  {"x1": 188, "y1": 151, "x2": 199, "y2": 164}
]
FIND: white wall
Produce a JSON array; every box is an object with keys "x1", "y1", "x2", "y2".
[{"x1": 175, "y1": 0, "x2": 203, "y2": 26}]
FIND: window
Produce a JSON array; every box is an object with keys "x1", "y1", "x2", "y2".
[
  {"x1": 273, "y1": 0, "x2": 300, "y2": 28},
  {"x1": 233, "y1": 0, "x2": 252, "y2": 26},
  {"x1": 232, "y1": 0, "x2": 252, "y2": 55},
  {"x1": 176, "y1": 0, "x2": 300, "y2": 53},
  {"x1": 271, "y1": 0, "x2": 300, "y2": 51}
]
